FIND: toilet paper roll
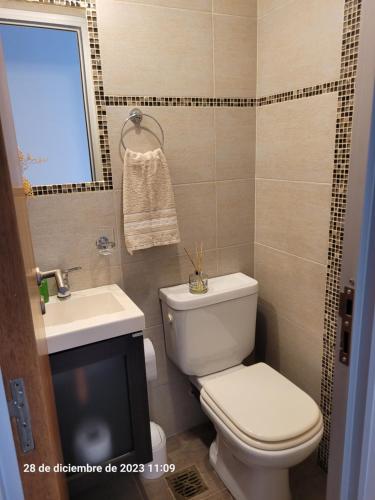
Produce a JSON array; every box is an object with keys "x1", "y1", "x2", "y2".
[{"x1": 144, "y1": 338, "x2": 157, "y2": 382}]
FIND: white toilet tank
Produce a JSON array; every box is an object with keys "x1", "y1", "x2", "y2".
[{"x1": 159, "y1": 273, "x2": 258, "y2": 377}]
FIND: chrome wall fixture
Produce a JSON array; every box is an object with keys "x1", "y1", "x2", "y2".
[
  {"x1": 120, "y1": 108, "x2": 165, "y2": 158},
  {"x1": 96, "y1": 235, "x2": 116, "y2": 255}
]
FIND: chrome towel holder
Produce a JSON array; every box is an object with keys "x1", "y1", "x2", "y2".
[{"x1": 120, "y1": 108, "x2": 165, "y2": 159}]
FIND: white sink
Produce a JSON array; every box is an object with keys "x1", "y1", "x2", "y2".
[{"x1": 43, "y1": 284, "x2": 145, "y2": 354}]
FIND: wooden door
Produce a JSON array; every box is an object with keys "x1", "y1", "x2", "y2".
[{"x1": 0, "y1": 45, "x2": 67, "y2": 499}]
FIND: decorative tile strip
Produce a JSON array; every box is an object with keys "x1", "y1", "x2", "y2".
[
  {"x1": 257, "y1": 81, "x2": 341, "y2": 106},
  {"x1": 32, "y1": 181, "x2": 107, "y2": 196},
  {"x1": 85, "y1": 3, "x2": 112, "y2": 191},
  {"x1": 104, "y1": 86, "x2": 345, "y2": 108},
  {"x1": 104, "y1": 96, "x2": 257, "y2": 107},
  {"x1": 318, "y1": 0, "x2": 362, "y2": 471}
]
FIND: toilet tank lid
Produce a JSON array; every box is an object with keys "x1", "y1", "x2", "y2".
[{"x1": 159, "y1": 273, "x2": 258, "y2": 311}]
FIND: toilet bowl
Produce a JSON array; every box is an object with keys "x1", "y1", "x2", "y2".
[
  {"x1": 205, "y1": 418, "x2": 322, "y2": 500},
  {"x1": 198, "y1": 363, "x2": 323, "y2": 500},
  {"x1": 159, "y1": 273, "x2": 323, "y2": 500}
]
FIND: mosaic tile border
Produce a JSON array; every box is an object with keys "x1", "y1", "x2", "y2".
[
  {"x1": 104, "y1": 96, "x2": 257, "y2": 107},
  {"x1": 257, "y1": 80, "x2": 341, "y2": 106},
  {"x1": 318, "y1": 0, "x2": 362, "y2": 471},
  {"x1": 105, "y1": 78, "x2": 360, "y2": 108},
  {"x1": 104, "y1": 78, "x2": 357, "y2": 109},
  {"x1": 103, "y1": 84, "x2": 344, "y2": 107},
  {"x1": 103, "y1": 81, "x2": 347, "y2": 108}
]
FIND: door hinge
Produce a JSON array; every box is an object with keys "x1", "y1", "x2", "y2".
[
  {"x1": 339, "y1": 285, "x2": 355, "y2": 366},
  {"x1": 7, "y1": 378, "x2": 35, "y2": 453}
]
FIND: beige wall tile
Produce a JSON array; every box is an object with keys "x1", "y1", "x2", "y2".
[
  {"x1": 218, "y1": 244, "x2": 254, "y2": 276},
  {"x1": 97, "y1": 1, "x2": 213, "y2": 96},
  {"x1": 143, "y1": 324, "x2": 181, "y2": 387},
  {"x1": 148, "y1": 378, "x2": 206, "y2": 437},
  {"x1": 217, "y1": 180, "x2": 254, "y2": 247},
  {"x1": 88, "y1": 265, "x2": 123, "y2": 289},
  {"x1": 213, "y1": 14, "x2": 257, "y2": 97},
  {"x1": 122, "y1": 251, "x2": 218, "y2": 327},
  {"x1": 174, "y1": 183, "x2": 217, "y2": 253},
  {"x1": 257, "y1": 0, "x2": 294, "y2": 18},
  {"x1": 213, "y1": 0, "x2": 257, "y2": 17},
  {"x1": 107, "y1": 106, "x2": 215, "y2": 188},
  {"x1": 254, "y1": 243, "x2": 326, "y2": 332},
  {"x1": 215, "y1": 107, "x2": 255, "y2": 180},
  {"x1": 27, "y1": 192, "x2": 115, "y2": 233},
  {"x1": 258, "y1": 302, "x2": 323, "y2": 402},
  {"x1": 143, "y1": 324, "x2": 165, "y2": 345},
  {"x1": 30, "y1": 222, "x2": 120, "y2": 269},
  {"x1": 116, "y1": 0, "x2": 211, "y2": 11},
  {"x1": 257, "y1": 0, "x2": 344, "y2": 96},
  {"x1": 256, "y1": 93, "x2": 338, "y2": 182},
  {"x1": 122, "y1": 257, "x2": 171, "y2": 328},
  {"x1": 27, "y1": 193, "x2": 121, "y2": 288},
  {"x1": 47, "y1": 265, "x2": 123, "y2": 294},
  {"x1": 255, "y1": 179, "x2": 331, "y2": 263}
]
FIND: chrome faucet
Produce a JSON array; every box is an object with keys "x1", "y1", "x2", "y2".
[{"x1": 36, "y1": 266, "x2": 81, "y2": 299}]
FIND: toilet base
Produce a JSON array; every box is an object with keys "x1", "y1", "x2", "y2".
[{"x1": 209, "y1": 434, "x2": 291, "y2": 500}]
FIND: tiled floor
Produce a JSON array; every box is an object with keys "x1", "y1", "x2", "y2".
[
  {"x1": 71, "y1": 423, "x2": 327, "y2": 500},
  {"x1": 140, "y1": 424, "x2": 230, "y2": 500}
]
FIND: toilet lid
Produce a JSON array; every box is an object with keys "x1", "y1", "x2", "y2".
[{"x1": 201, "y1": 363, "x2": 321, "y2": 444}]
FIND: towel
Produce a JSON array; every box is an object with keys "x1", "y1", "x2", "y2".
[{"x1": 123, "y1": 148, "x2": 180, "y2": 254}]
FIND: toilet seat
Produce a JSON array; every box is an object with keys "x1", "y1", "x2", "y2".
[{"x1": 200, "y1": 363, "x2": 323, "y2": 452}]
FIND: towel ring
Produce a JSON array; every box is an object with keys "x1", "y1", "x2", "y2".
[{"x1": 120, "y1": 108, "x2": 165, "y2": 159}]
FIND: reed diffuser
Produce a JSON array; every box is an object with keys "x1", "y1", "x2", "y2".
[{"x1": 184, "y1": 242, "x2": 208, "y2": 294}]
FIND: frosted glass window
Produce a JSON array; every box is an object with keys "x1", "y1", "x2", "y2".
[{"x1": 0, "y1": 22, "x2": 94, "y2": 185}]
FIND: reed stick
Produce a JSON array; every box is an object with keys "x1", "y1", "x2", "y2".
[{"x1": 184, "y1": 242, "x2": 205, "y2": 275}]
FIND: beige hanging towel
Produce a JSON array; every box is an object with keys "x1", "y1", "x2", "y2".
[{"x1": 123, "y1": 148, "x2": 180, "y2": 254}]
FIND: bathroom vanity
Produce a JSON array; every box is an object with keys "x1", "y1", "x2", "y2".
[{"x1": 43, "y1": 285, "x2": 152, "y2": 492}]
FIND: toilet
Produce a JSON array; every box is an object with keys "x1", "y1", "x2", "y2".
[{"x1": 159, "y1": 273, "x2": 323, "y2": 500}]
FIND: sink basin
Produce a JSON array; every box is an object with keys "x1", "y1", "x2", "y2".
[
  {"x1": 43, "y1": 284, "x2": 145, "y2": 354},
  {"x1": 44, "y1": 292, "x2": 124, "y2": 326}
]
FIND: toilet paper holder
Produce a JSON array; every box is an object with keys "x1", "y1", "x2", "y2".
[{"x1": 144, "y1": 338, "x2": 157, "y2": 382}]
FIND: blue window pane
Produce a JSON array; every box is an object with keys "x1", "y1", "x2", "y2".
[{"x1": 0, "y1": 24, "x2": 93, "y2": 185}]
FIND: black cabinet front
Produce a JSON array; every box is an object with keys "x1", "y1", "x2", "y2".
[{"x1": 49, "y1": 333, "x2": 152, "y2": 488}]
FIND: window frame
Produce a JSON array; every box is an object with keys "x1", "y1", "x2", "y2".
[{"x1": 0, "y1": 7, "x2": 103, "y2": 184}]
